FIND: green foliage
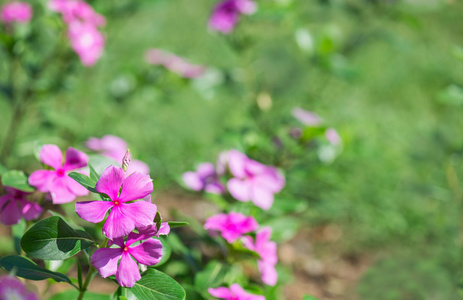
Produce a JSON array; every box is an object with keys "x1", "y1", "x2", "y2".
[
  {"x1": 0, "y1": 255, "x2": 73, "y2": 284},
  {"x1": 49, "y1": 290, "x2": 110, "y2": 300},
  {"x1": 68, "y1": 172, "x2": 98, "y2": 193},
  {"x1": 21, "y1": 216, "x2": 95, "y2": 260},
  {"x1": 1, "y1": 170, "x2": 34, "y2": 192},
  {"x1": 129, "y1": 268, "x2": 186, "y2": 300}
]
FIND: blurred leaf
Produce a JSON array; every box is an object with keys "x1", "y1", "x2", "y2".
[
  {"x1": 194, "y1": 261, "x2": 228, "y2": 291},
  {"x1": 438, "y1": 85, "x2": 463, "y2": 106},
  {"x1": 68, "y1": 172, "x2": 97, "y2": 193},
  {"x1": 21, "y1": 216, "x2": 95, "y2": 260},
  {"x1": 0, "y1": 255, "x2": 73, "y2": 284},
  {"x1": 12, "y1": 219, "x2": 26, "y2": 254},
  {"x1": 0, "y1": 163, "x2": 7, "y2": 176},
  {"x1": 154, "y1": 236, "x2": 171, "y2": 267},
  {"x1": 129, "y1": 268, "x2": 185, "y2": 300},
  {"x1": 167, "y1": 221, "x2": 189, "y2": 228},
  {"x1": 49, "y1": 290, "x2": 110, "y2": 300},
  {"x1": 1, "y1": 170, "x2": 34, "y2": 192},
  {"x1": 300, "y1": 126, "x2": 326, "y2": 143},
  {"x1": 89, "y1": 164, "x2": 100, "y2": 182},
  {"x1": 262, "y1": 217, "x2": 301, "y2": 243},
  {"x1": 303, "y1": 295, "x2": 319, "y2": 300}
]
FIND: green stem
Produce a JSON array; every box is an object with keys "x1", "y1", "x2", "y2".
[{"x1": 77, "y1": 265, "x2": 96, "y2": 300}]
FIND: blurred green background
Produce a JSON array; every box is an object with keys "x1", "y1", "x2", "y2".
[{"x1": 2, "y1": 0, "x2": 463, "y2": 298}]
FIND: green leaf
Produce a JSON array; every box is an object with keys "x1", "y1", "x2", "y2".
[
  {"x1": 1, "y1": 170, "x2": 34, "y2": 192},
  {"x1": 89, "y1": 164, "x2": 100, "y2": 182},
  {"x1": 0, "y1": 255, "x2": 73, "y2": 284},
  {"x1": 21, "y1": 216, "x2": 96, "y2": 260},
  {"x1": 0, "y1": 163, "x2": 7, "y2": 176},
  {"x1": 303, "y1": 295, "x2": 319, "y2": 300},
  {"x1": 167, "y1": 221, "x2": 189, "y2": 228},
  {"x1": 301, "y1": 126, "x2": 326, "y2": 143},
  {"x1": 154, "y1": 212, "x2": 162, "y2": 232},
  {"x1": 68, "y1": 172, "x2": 97, "y2": 193},
  {"x1": 49, "y1": 289, "x2": 110, "y2": 300},
  {"x1": 130, "y1": 268, "x2": 185, "y2": 300},
  {"x1": 12, "y1": 219, "x2": 26, "y2": 254},
  {"x1": 194, "y1": 261, "x2": 228, "y2": 291},
  {"x1": 153, "y1": 236, "x2": 171, "y2": 267}
]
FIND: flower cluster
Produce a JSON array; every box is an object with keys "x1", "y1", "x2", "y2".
[
  {"x1": 183, "y1": 149, "x2": 285, "y2": 210},
  {"x1": 75, "y1": 164, "x2": 164, "y2": 287},
  {"x1": 86, "y1": 135, "x2": 149, "y2": 175},
  {"x1": 0, "y1": 1, "x2": 32, "y2": 24},
  {"x1": 145, "y1": 48, "x2": 206, "y2": 78},
  {"x1": 204, "y1": 212, "x2": 278, "y2": 286},
  {"x1": 209, "y1": 0, "x2": 256, "y2": 34},
  {"x1": 49, "y1": 0, "x2": 105, "y2": 66},
  {"x1": 29, "y1": 144, "x2": 89, "y2": 204}
]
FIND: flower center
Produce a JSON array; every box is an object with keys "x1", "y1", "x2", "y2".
[
  {"x1": 113, "y1": 199, "x2": 120, "y2": 206},
  {"x1": 123, "y1": 246, "x2": 129, "y2": 252},
  {"x1": 56, "y1": 169, "x2": 66, "y2": 177}
]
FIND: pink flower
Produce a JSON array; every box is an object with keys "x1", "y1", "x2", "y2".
[
  {"x1": 325, "y1": 128, "x2": 341, "y2": 146},
  {"x1": 0, "y1": 187, "x2": 42, "y2": 225},
  {"x1": 85, "y1": 135, "x2": 150, "y2": 175},
  {"x1": 208, "y1": 283, "x2": 265, "y2": 300},
  {"x1": 242, "y1": 227, "x2": 278, "y2": 286},
  {"x1": 227, "y1": 150, "x2": 285, "y2": 210},
  {"x1": 0, "y1": 275, "x2": 38, "y2": 300},
  {"x1": 75, "y1": 165, "x2": 157, "y2": 239},
  {"x1": 0, "y1": 1, "x2": 32, "y2": 24},
  {"x1": 292, "y1": 107, "x2": 322, "y2": 126},
  {"x1": 68, "y1": 22, "x2": 104, "y2": 66},
  {"x1": 182, "y1": 162, "x2": 224, "y2": 194},
  {"x1": 145, "y1": 48, "x2": 206, "y2": 78},
  {"x1": 29, "y1": 145, "x2": 89, "y2": 204},
  {"x1": 49, "y1": 0, "x2": 105, "y2": 26},
  {"x1": 91, "y1": 226, "x2": 163, "y2": 288},
  {"x1": 204, "y1": 212, "x2": 258, "y2": 243},
  {"x1": 208, "y1": 0, "x2": 256, "y2": 34}
]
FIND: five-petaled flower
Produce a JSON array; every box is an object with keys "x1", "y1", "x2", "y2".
[
  {"x1": 204, "y1": 212, "x2": 258, "y2": 243},
  {"x1": 75, "y1": 165, "x2": 157, "y2": 239},
  {"x1": 91, "y1": 225, "x2": 164, "y2": 288},
  {"x1": 0, "y1": 187, "x2": 42, "y2": 226},
  {"x1": 29, "y1": 144, "x2": 89, "y2": 204},
  {"x1": 182, "y1": 162, "x2": 224, "y2": 194},
  {"x1": 0, "y1": 1, "x2": 32, "y2": 24},
  {"x1": 227, "y1": 150, "x2": 285, "y2": 210},
  {"x1": 209, "y1": 0, "x2": 256, "y2": 34},
  {"x1": 242, "y1": 227, "x2": 278, "y2": 286},
  {"x1": 208, "y1": 283, "x2": 265, "y2": 300}
]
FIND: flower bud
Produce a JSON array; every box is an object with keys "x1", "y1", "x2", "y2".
[{"x1": 122, "y1": 149, "x2": 131, "y2": 172}]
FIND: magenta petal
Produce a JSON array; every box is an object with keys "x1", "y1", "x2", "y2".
[
  {"x1": 129, "y1": 239, "x2": 163, "y2": 266},
  {"x1": 19, "y1": 200, "x2": 42, "y2": 221},
  {"x1": 1, "y1": 200, "x2": 21, "y2": 225},
  {"x1": 63, "y1": 147, "x2": 88, "y2": 171},
  {"x1": 91, "y1": 247, "x2": 122, "y2": 278},
  {"x1": 182, "y1": 172, "x2": 203, "y2": 191},
  {"x1": 208, "y1": 287, "x2": 234, "y2": 298},
  {"x1": 28, "y1": 170, "x2": 55, "y2": 192},
  {"x1": 227, "y1": 149, "x2": 247, "y2": 178},
  {"x1": 49, "y1": 177, "x2": 77, "y2": 204},
  {"x1": 75, "y1": 201, "x2": 113, "y2": 223},
  {"x1": 116, "y1": 252, "x2": 141, "y2": 288},
  {"x1": 40, "y1": 144, "x2": 63, "y2": 169},
  {"x1": 95, "y1": 165, "x2": 125, "y2": 200},
  {"x1": 121, "y1": 201, "x2": 157, "y2": 229},
  {"x1": 258, "y1": 260, "x2": 278, "y2": 286},
  {"x1": 126, "y1": 160, "x2": 150, "y2": 175},
  {"x1": 118, "y1": 172, "x2": 153, "y2": 202},
  {"x1": 204, "y1": 213, "x2": 227, "y2": 231},
  {"x1": 251, "y1": 183, "x2": 274, "y2": 210},
  {"x1": 227, "y1": 178, "x2": 252, "y2": 202},
  {"x1": 158, "y1": 222, "x2": 170, "y2": 235},
  {"x1": 241, "y1": 236, "x2": 255, "y2": 251}
]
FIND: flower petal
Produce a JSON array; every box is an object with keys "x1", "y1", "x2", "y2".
[
  {"x1": 19, "y1": 199, "x2": 42, "y2": 221},
  {"x1": 258, "y1": 260, "x2": 278, "y2": 286},
  {"x1": 116, "y1": 252, "x2": 141, "y2": 288},
  {"x1": 63, "y1": 147, "x2": 88, "y2": 171},
  {"x1": 49, "y1": 177, "x2": 78, "y2": 204},
  {"x1": 227, "y1": 149, "x2": 247, "y2": 178},
  {"x1": 95, "y1": 165, "x2": 125, "y2": 200},
  {"x1": 63, "y1": 175, "x2": 89, "y2": 196},
  {"x1": 122, "y1": 201, "x2": 157, "y2": 229},
  {"x1": 227, "y1": 178, "x2": 252, "y2": 202},
  {"x1": 182, "y1": 171, "x2": 203, "y2": 191},
  {"x1": 28, "y1": 170, "x2": 56, "y2": 193},
  {"x1": 0, "y1": 200, "x2": 21, "y2": 225},
  {"x1": 204, "y1": 213, "x2": 227, "y2": 231},
  {"x1": 208, "y1": 287, "x2": 234, "y2": 298},
  {"x1": 75, "y1": 201, "x2": 113, "y2": 223},
  {"x1": 40, "y1": 144, "x2": 63, "y2": 169},
  {"x1": 251, "y1": 183, "x2": 274, "y2": 210},
  {"x1": 129, "y1": 239, "x2": 162, "y2": 266},
  {"x1": 126, "y1": 159, "x2": 150, "y2": 175},
  {"x1": 118, "y1": 172, "x2": 153, "y2": 202},
  {"x1": 91, "y1": 247, "x2": 122, "y2": 278}
]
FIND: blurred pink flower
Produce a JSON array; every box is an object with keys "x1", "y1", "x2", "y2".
[
  {"x1": 145, "y1": 48, "x2": 206, "y2": 78},
  {"x1": 204, "y1": 212, "x2": 258, "y2": 243},
  {"x1": 209, "y1": 0, "x2": 256, "y2": 34},
  {"x1": 29, "y1": 145, "x2": 89, "y2": 204},
  {"x1": 325, "y1": 128, "x2": 341, "y2": 146},
  {"x1": 91, "y1": 225, "x2": 162, "y2": 288},
  {"x1": 85, "y1": 135, "x2": 150, "y2": 175},
  {"x1": 183, "y1": 162, "x2": 225, "y2": 194},
  {"x1": 0, "y1": 187, "x2": 42, "y2": 225},
  {"x1": 209, "y1": 283, "x2": 265, "y2": 300},
  {"x1": 0, "y1": 275, "x2": 38, "y2": 300},
  {"x1": 242, "y1": 227, "x2": 278, "y2": 286},
  {"x1": 292, "y1": 107, "x2": 322, "y2": 126},
  {"x1": 75, "y1": 165, "x2": 156, "y2": 239},
  {"x1": 227, "y1": 150, "x2": 285, "y2": 210},
  {"x1": 0, "y1": 1, "x2": 32, "y2": 24},
  {"x1": 49, "y1": 0, "x2": 105, "y2": 66}
]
